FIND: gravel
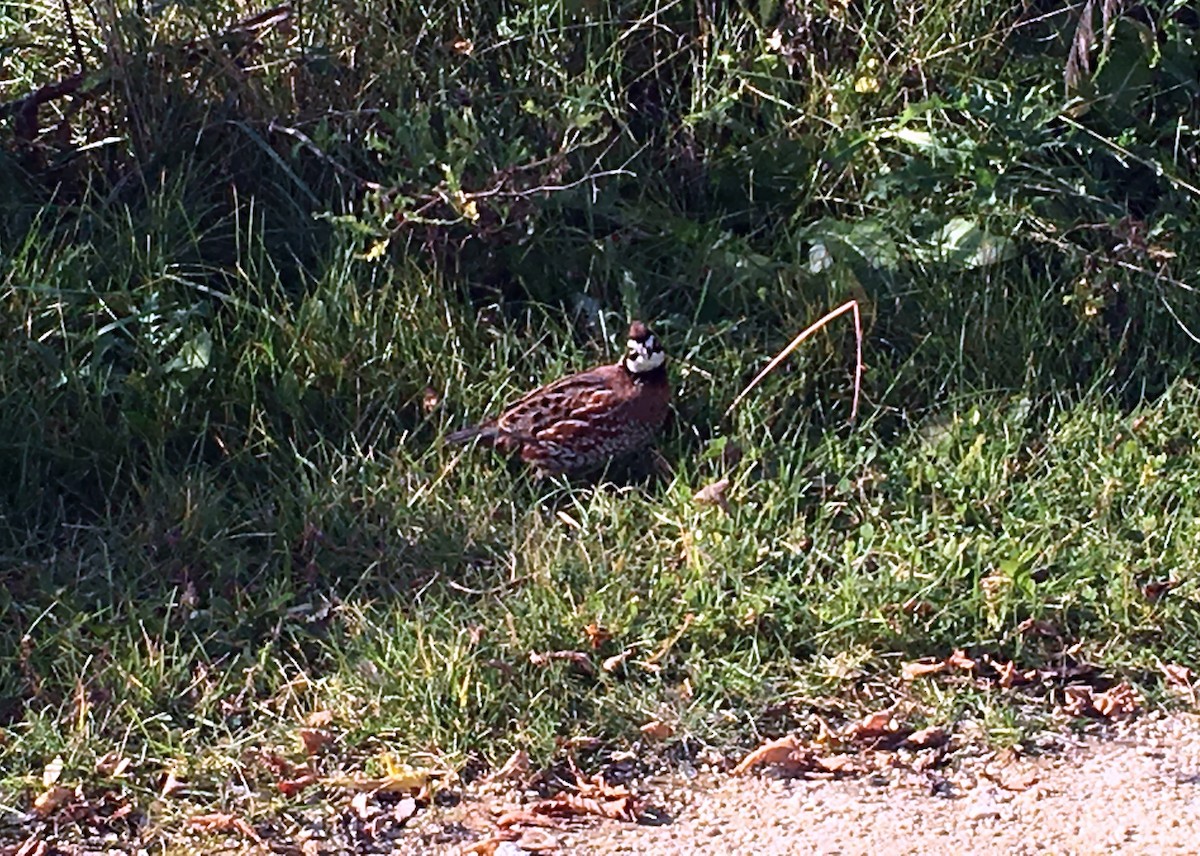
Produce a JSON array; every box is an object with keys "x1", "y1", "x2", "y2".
[{"x1": 403, "y1": 712, "x2": 1200, "y2": 856}]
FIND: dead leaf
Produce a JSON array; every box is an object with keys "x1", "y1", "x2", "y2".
[
  {"x1": 583, "y1": 623, "x2": 612, "y2": 649},
  {"x1": 95, "y1": 752, "x2": 131, "y2": 778},
  {"x1": 846, "y1": 710, "x2": 904, "y2": 743},
  {"x1": 984, "y1": 748, "x2": 1040, "y2": 791},
  {"x1": 1093, "y1": 682, "x2": 1140, "y2": 717},
  {"x1": 452, "y1": 38, "x2": 474, "y2": 56},
  {"x1": 814, "y1": 754, "x2": 860, "y2": 774},
  {"x1": 1063, "y1": 685, "x2": 1095, "y2": 715},
  {"x1": 733, "y1": 734, "x2": 804, "y2": 775},
  {"x1": 901, "y1": 659, "x2": 947, "y2": 680},
  {"x1": 306, "y1": 710, "x2": 334, "y2": 728},
  {"x1": 946, "y1": 649, "x2": 977, "y2": 671},
  {"x1": 324, "y1": 766, "x2": 433, "y2": 793},
  {"x1": 1017, "y1": 618, "x2": 1059, "y2": 638},
  {"x1": 996, "y1": 660, "x2": 1038, "y2": 689},
  {"x1": 41, "y1": 755, "x2": 64, "y2": 788},
  {"x1": 694, "y1": 478, "x2": 731, "y2": 513},
  {"x1": 904, "y1": 726, "x2": 949, "y2": 749},
  {"x1": 393, "y1": 797, "x2": 418, "y2": 823},
  {"x1": 639, "y1": 720, "x2": 674, "y2": 741},
  {"x1": 531, "y1": 791, "x2": 640, "y2": 822},
  {"x1": 601, "y1": 648, "x2": 636, "y2": 672},
  {"x1": 278, "y1": 773, "x2": 319, "y2": 796},
  {"x1": 350, "y1": 791, "x2": 375, "y2": 820},
  {"x1": 15, "y1": 836, "x2": 48, "y2": 856},
  {"x1": 187, "y1": 813, "x2": 265, "y2": 846},
  {"x1": 490, "y1": 749, "x2": 530, "y2": 783},
  {"x1": 529, "y1": 650, "x2": 594, "y2": 675},
  {"x1": 1142, "y1": 579, "x2": 1178, "y2": 601},
  {"x1": 32, "y1": 785, "x2": 73, "y2": 817},
  {"x1": 1163, "y1": 663, "x2": 1193, "y2": 687},
  {"x1": 422, "y1": 387, "x2": 442, "y2": 413},
  {"x1": 901, "y1": 597, "x2": 934, "y2": 616},
  {"x1": 160, "y1": 769, "x2": 186, "y2": 798},
  {"x1": 298, "y1": 727, "x2": 334, "y2": 756},
  {"x1": 559, "y1": 735, "x2": 602, "y2": 751}
]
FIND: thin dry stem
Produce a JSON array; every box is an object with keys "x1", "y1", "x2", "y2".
[{"x1": 724, "y1": 300, "x2": 863, "y2": 422}]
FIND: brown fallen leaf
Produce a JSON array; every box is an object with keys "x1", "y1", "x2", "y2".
[
  {"x1": 187, "y1": 813, "x2": 265, "y2": 846},
  {"x1": 583, "y1": 622, "x2": 612, "y2": 649},
  {"x1": 393, "y1": 797, "x2": 418, "y2": 824},
  {"x1": 733, "y1": 735, "x2": 804, "y2": 775},
  {"x1": 298, "y1": 727, "x2": 334, "y2": 756},
  {"x1": 694, "y1": 478, "x2": 731, "y2": 513},
  {"x1": 1063, "y1": 685, "x2": 1095, "y2": 715},
  {"x1": 1163, "y1": 663, "x2": 1193, "y2": 688},
  {"x1": 160, "y1": 769, "x2": 186, "y2": 798},
  {"x1": 1142, "y1": 579, "x2": 1178, "y2": 601},
  {"x1": 531, "y1": 791, "x2": 640, "y2": 822},
  {"x1": 846, "y1": 709, "x2": 905, "y2": 744},
  {"x1": 41, "y1": 755, "x2": 64, "y2": 788},
  {"x1": 490, "y1": 749, "x2": 530, "y2": 784},
  {"x1": 559, "y1": 735, "x2": 603, "y2": 751},
  {"x1": 95, "y1": 752, "x2": 132, "y2": 778},
  {"x1": 529, "y1": 650, "x2": 595, "y2": 675},
  {"x1": 901, "y1": 658, "x2": 947, "y2": 680},
  {"x1": 984, "y1": 748, "x2": 1040, "y2": 792},
  {"x1": 639, "y1": 720, "x2": 674, "y2": 741},
  {"x1": 278, "y1": 773, "x2": 319, "y2": 796},
  {"x1": 32, "y1": 785, "x2": 74, "y2": 817},
  {"x1": 306, "y1": 709, "x2": 335, "y2": 728},
  {"x1": 1017, "y1": 617, "x2": 1060, "y2": 638},
  {"x1": 946, "y1": 649, "x2": 977, "y2": 671},
  {"x1": 1093, "y1": 682, "x2": 1141, "y2": 717},
  {"x1": 996, "y1": 660, "x2": 1038, "y2": 689},
  {"x1": 15, "y1": 836, "x2": 49, "y2": 856},
  {"x1": 813, "y1": 754, "x2": 860, "y2": 774},
  {"x1": 601, "y1": 648, "x2": 636, "y2": 672},
  {"x1": 901, "y1": 597, "x2": 934, "y2": 617},
  {"x1": 904, "y1": 726, "x2": 949, "y2": 749}
]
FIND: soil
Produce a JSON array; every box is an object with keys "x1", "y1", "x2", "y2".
[{"x1": 407, "y1": 712, "x2": 1200, "y2": 856}]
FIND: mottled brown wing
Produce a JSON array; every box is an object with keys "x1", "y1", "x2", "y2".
[{"x1": 492, "y1": 367, "x2": 621, "y2": 440}]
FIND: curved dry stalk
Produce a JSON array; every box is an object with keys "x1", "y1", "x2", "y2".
[{"x1": 724, "y1": 299, "x2": 862, "y2": 422}]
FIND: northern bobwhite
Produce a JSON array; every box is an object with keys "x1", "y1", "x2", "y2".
[{"x1": 447, "y1": 321, "x2": 670, "y2": 476}]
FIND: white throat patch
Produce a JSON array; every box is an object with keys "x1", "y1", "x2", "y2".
[{"x1": 625, "y1": 339, "x2": 666, "y2": 374}]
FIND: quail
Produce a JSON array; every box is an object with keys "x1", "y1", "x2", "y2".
[{"x1": 447, "y1": 321, "x2": 670, "y2": 476}]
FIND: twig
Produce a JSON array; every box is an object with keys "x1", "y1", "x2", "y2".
[
  {"x1": 464, "y1": 167, "x2": 636, "y2": 200},
  {"x1": 63, "y1": 0, "x2": 86, "y2": 71},
  {"x1": 724, "y1": 300, "x2": 863, "y2": 423},
  {"x1": 267, "y1": 120, "x2": 385, "y2": 191}
]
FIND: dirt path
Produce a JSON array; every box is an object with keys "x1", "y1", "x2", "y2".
[{"x1": 411, "y1": 713, "x2": 1200, "y2": 855}]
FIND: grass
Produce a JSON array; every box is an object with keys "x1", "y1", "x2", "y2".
[{"x1": 2, "y1": 0, "x2": 1200, "y2": 846}]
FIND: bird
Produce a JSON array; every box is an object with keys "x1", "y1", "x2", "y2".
[{"x1": 446, "y1": 320, "x2": 670, "y2": 476}]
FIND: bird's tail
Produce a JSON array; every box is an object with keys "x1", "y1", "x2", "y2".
[
  {"x1": 446, "y1": 421, "x2": 510, "y2": 444},
  {"x1": 445, "y1": 425, "x2": 483, "y2": 444}
]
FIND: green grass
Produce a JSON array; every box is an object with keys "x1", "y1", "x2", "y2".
[{"x1": 2, "y1": 0, "x2": 1200, "y2": 845}]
